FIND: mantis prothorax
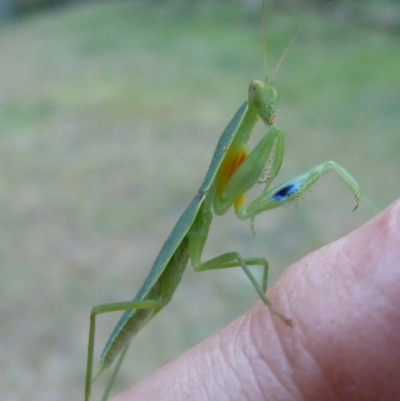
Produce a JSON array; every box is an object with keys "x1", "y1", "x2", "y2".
[{"x1": 85, "y1": 2, "x2": 370, "y2": 401}]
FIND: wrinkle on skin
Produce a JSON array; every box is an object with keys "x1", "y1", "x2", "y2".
[
  {"x1": 246, "y1": 311, "x2": 289, "y2": 400},
  {"x1": 215, "y1": 312, "x2": 270, "y2": 401},
  {"x1": 247, "y1": 304, "x2": 301, "y2": 401},
  {"x1": 213, "y1": 331, "x2": 242, "y2": 401}
]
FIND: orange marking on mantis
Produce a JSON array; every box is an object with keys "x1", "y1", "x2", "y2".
[
  {"x1": 234, "y1": 192, "x2": 245, "y2": 210},
  {"x1": 217, "y1": 144, "x2": 248, "y2": 202}
]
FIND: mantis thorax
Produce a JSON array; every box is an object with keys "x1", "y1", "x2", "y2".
[{"x1": 248, "y1": 80, "x2": 277, "y2": 126}]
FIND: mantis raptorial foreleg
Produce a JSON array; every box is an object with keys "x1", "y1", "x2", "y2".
[
  {"x1": 214, "y1": 127, "x2": 285, "y2": 216},
  {"x1": 246, "y1": 161, "x2": 363, "y2": 216}
]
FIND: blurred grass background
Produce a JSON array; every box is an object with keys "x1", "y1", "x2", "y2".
[{"x1": 0, "y1": 1, "x2": 399, "y2": 400}]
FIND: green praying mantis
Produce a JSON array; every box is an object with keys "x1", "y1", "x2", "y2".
[{"x1": 85, "y1": 3, "x2": 372, "y2": 401}]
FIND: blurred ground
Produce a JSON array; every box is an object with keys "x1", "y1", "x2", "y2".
[{"x1": 0, "y1": 1, "x2": 399, "y2": 400}]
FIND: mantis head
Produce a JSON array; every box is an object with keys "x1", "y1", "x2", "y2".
[
  {"x1": 248, "y1": 80, "x2": 278, "y2": 126},
  {"x1": 251, "y1": 0, "x2": 301, "y2": 128}
]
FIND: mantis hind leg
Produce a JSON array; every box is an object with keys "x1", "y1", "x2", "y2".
[
  {"x1": 100, "y1": 342, "x2": 131, "y2": 401},
  {"x1": 85, "y1": 298, "x2": 166, "y2": 401},
  {"x1": 193, "y1": 253, "x2": 292, "y2": 325}
]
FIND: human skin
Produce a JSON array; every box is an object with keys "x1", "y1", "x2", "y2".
[{"x1": 111, "y1": 199, "x2": 400, "y2": 401}]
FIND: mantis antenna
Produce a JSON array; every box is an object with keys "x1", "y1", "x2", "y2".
[
  {"x1": 261, "y1": 0, "x2": 269, "y2": 83},
  {"x1": 271, "y1": 26, "x2": 304, "y2": 85},
  {"x1": 261, "y1": 0, "x2": 303, "y2": 86}
]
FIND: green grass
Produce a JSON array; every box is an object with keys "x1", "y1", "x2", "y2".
[{"x1": 0, "y1": 1, "x2": 399, "y2": 400}]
